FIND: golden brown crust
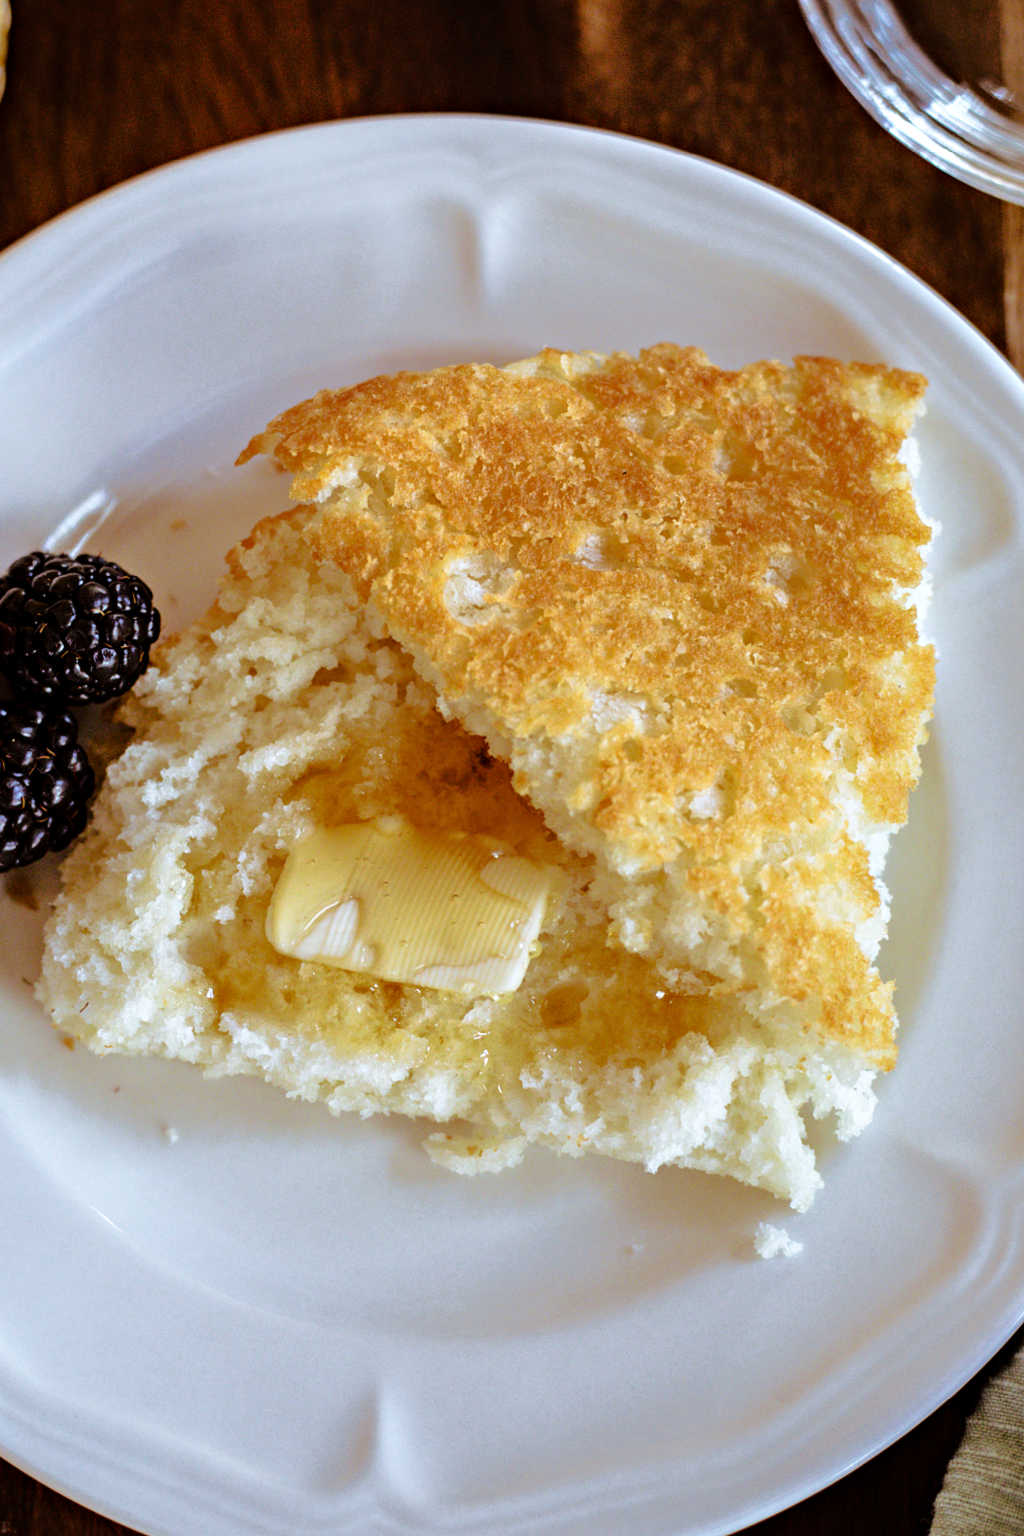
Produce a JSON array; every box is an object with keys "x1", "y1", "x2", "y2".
[{"x1": 240, "y1": 346, "x2": 934, "y2": 1066}]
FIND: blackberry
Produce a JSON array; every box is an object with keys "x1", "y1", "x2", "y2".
[
  {"x1": 0, "y1": 702, "x2": 95, "y2": 870},
  {"x1": 0, "y1": 551, "x2": 161, "y2": 705}
]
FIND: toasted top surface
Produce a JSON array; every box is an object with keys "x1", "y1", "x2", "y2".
[{"x1": 241, "y1": 345, "x2": 934, "y2": 1062}]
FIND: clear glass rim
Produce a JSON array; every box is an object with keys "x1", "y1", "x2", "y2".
[{"x1": 800, "y1": 0, "x2": 1024, "y2": 203}]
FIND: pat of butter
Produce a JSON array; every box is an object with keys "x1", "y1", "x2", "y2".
[{"x1": 266, "y1": 816, "x2": 556, "y2": 996}]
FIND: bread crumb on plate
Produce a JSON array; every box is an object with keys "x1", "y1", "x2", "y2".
[{"x1": 754, "y1": 1222, "x2": 805, "y2": 1260}]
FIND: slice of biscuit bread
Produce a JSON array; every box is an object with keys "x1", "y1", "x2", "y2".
[
  {"x1": 241, "y1": 345, "x2": 934, "y2": 1072},
  {"x1": 38, "y1": 506, "x2": 889, "y2": 1209}
]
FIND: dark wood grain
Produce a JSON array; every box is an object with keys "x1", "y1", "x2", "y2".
[
  {"x1": 0, "y1": 0, "x2": 1007, "y2": 356},
  {"x1": 0, "y1": 1, "x2": 1020, "y2": 1532}
]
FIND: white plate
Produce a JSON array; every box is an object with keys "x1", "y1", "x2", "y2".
[{"x1": 2, "y1": 115, "x2": 1023, "y2": 1536}]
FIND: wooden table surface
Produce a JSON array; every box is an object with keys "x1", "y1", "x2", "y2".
[{"x1": 1, "y1": 1, "x2": 1022, "y2": 1532}]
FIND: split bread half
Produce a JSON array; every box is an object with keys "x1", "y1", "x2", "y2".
[
  {"x1": 40, "y1": 346, "x2": 935, "y2": 1210},
  {"x1": 242, "y1": 345, "x2": 934, "y2": 1070}
]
